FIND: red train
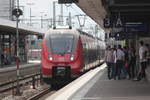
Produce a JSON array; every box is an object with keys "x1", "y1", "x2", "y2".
[{"x1": 41, "y1": 28, "x2": 105, "y2": 85}]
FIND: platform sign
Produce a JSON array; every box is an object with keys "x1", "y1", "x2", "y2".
[
  {"x1": 115, "y1": 17, "x2": 124, "y2": 28},
  {"x1": 104, "y1": 17, "x2": 112, "y2": 28},
  {"x1": 125, "y1": 23, "x2": 148, "y2": 33},
  {"x1": 104, "y1": 16, "x2": 124, "y2": 28},
  {"x1": 115, "y1": 32, "x2": 126, "y2": 40},
  {"x1": 109, "y1": 32, "x2": 116, "y2": 38}
]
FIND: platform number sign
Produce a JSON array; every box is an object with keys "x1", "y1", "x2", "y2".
[
  {"x1": 115, "y1": 17, "x2": 123, "y2": 28},
  {"x1": 104, "y1": 17, "x2": 111, "y2": 28},
  {"x1": 58, "y1": 0, "x2": 79, "y2": 4}
]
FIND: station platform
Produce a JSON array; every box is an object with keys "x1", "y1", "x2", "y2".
[
  {"x1": 0, "y1": 60, "x2": 41, "y2": 84},
  {"x1": 47, "y1": 63, "x2": 150, "y2": 100},
  {"x1": 0, "y1": 60, "x2": 40, "y2": 73}
]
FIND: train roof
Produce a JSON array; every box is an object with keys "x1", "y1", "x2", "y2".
[
  {"x1": 78, "y1": 29, "x2": 99, "y2": 40},
  {"x1": 46, "y1": 28, "x2": 103, "y2": 41},
  {"x1": 46, "y1": 28, "x2": 77, "y2": 34}
]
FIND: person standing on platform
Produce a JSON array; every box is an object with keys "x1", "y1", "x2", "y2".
[
  {"x1": 137, "y1": 41, "x2": 147, "y2": 81},
  {"x1": 145, "y1": 44, "x2": 150, "y2": 67},
  {"x1": 1, "y1": 53, "x2": 4, "y2": 67},
  {"x1": 122, "y1": 46, "x2": 129, "y2": 79},
  {"x1": 113, "y1": 45, "x2": 117, "y2": 80},
  {"x1": 105, "y1": 46, "x2": 114, "y2": 79},
  {"x1": 115, "y1": 45, "x2": 125, "y2": 80},
  {"x1": 128, "y1": 46, "x2": 136, "y2": 79}
]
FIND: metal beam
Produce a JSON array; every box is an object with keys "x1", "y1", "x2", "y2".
[{"x1": 113, "y1": 0, "x2": 150, "y2": 4}]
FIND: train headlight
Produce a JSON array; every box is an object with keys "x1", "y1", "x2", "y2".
[
  {"x1": 70, "y1": 55, "x2": 74, "y2": 61},
  {"x1": 48, "y1": 55, "x2": 53, "y2": 61}
]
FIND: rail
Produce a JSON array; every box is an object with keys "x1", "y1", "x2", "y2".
[
  {"x1": 27, "y1": 88, "x2": 51, "y2": 100},
  {"x1": 0, "y1": 73, "x2": 42, "y2": 93}
]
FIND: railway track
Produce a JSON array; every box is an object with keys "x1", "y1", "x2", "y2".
[
  {"x1": 27, "y1": 62, "x2": 105, "y2": 100},
  {"x1": 0, "y1": 64, "x2": 41, "y2": 84},
  {"x1": 0, "y1": 73, "x2": 41, "y2": 93},
  {"x1": 27, "y1": 88, "x2": 52, "y2": 100},
  {"x1": 0, "y1": 61, "x2": 104, "y2": 100}
]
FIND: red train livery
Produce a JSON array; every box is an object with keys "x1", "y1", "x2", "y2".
[{"x1": 41, "y1": 28, "x2": 105, "y2": 85}]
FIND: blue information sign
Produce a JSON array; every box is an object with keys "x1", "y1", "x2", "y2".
[{"x1": 125, "y1": 23, "x2": 148, "y2": 33}]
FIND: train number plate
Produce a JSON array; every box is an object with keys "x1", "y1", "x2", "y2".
[{"x1": 56, "y1": 67, "x2": 65, "y2": 76}]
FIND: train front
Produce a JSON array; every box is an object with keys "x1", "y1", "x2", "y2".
[{"x1": 41, "y1": 29, "x2": 83, "y2": 84}]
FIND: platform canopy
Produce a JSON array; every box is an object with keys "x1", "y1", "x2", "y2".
[
  {"x1": 0, "y1": 18, "x2": 46, "y2": 36},
  {"x1": 104, "y1": 0, "x2": 150, "y2": 23},
  {"x1": 76, "y1": 0, "x2": 107, "y2": 27},
  {"x1": 76, "y1": 0, "x2": 150, "y2": 28}
]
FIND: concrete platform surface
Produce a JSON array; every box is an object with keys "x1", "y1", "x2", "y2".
[{"x1": 71, "y1": 69, "x2": 150, "y2": 100}]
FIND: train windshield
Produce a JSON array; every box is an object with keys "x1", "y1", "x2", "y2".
[{"x1": 50, "y1": 34, "x2": 74, "y2": 54}]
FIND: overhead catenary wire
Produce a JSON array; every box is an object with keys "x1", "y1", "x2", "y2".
[
  {"x1": 64, "y1": 3, "x2": 103, "y2": 38},
  {"x1": 64, "y1": 4, "x2": 87, "y2": 30},
  {"x1": 70, "y1": 5, "x2": 97, "y2": 25}
]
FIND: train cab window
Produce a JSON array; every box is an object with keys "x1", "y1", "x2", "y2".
[{"x1": 49, "y1": 34, "x2": 74, "y2": 54}]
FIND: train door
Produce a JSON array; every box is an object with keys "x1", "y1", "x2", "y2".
[
  {"x1": 86, "y1": 37, "x2": 91, "y2": 64},
  {"x1": 88, "y1": 38, "x2": 93, "y2": 63},
  {"x1": 81, "y1": 35, "x2": 87, "y2": 65}
]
